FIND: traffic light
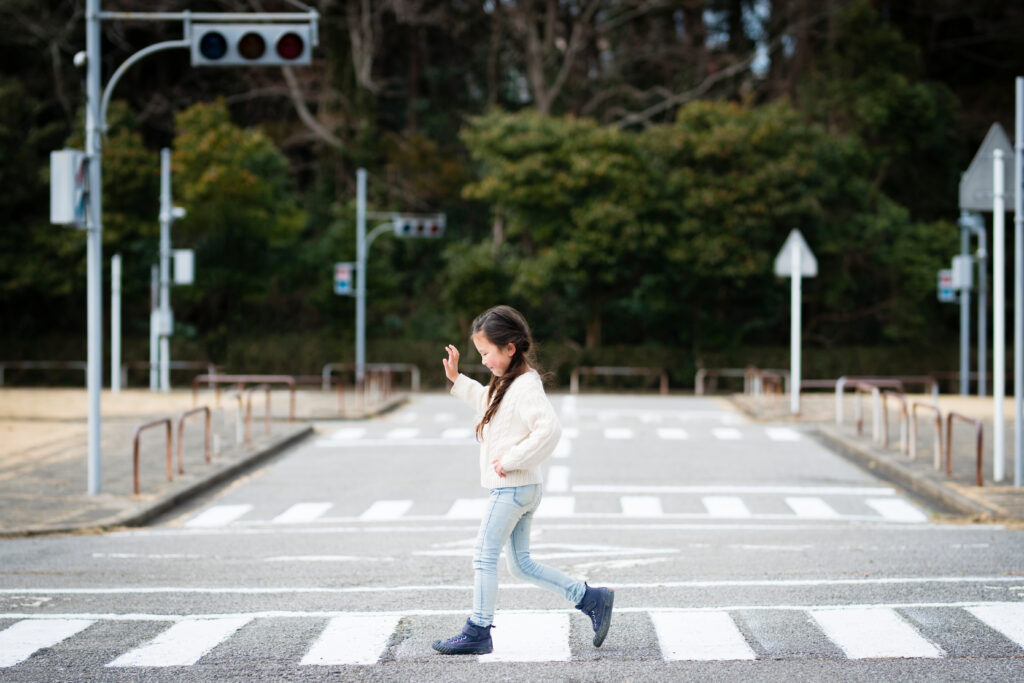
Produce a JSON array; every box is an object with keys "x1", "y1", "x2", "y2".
[
  {"x1": 392, "y1": 214, "x2": 446, "y2": 238},
  {"x1": 191, "y1": 24, "x2": 313, "y2": 66}
]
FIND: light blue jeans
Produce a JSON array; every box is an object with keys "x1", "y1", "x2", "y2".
[{"x1": 470, "y1": 484, "x2": 586, "y2": 627}]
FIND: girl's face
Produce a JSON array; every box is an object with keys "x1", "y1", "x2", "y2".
[{"x1": 472, "y1": 332, "x2": 516, "y2": 377}]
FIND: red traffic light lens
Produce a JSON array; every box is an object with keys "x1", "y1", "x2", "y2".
[
  {"x1": 276, "y1": 32, "x2": 305, "y2": 60},
  {"x1": 198, "y1": 31, "x2": 228, "y2": 60},
  {"x1": 238, "y1": 32, "x2": 267, "y2": 60}
]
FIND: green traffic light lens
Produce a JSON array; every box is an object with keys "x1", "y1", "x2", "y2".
[
  {"x1": 276, "y1": 32, "x2": 305, "y2": 60},
  {"x1": 198, "y1": 32, "x2": 228, "y2": 60},
  {"x1": 238, "y1": 32, "x2": 267, "y2": 60}
]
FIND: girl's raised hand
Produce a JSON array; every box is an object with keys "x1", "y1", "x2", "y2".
[{"x1": 442, "y1": 344, "x2": 460, "y2": 383}]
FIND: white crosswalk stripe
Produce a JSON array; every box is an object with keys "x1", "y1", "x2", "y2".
[
  {"x1": 966, "y1": 603, "x2": 1024, "y2": 648},
  {"x1": 536, "y1": 496, "x2": 575, "y2": 517},
  {"x1": 326, "y1": 427, "x2": 366, "y2": 440},
  {"x1": 620, "y1": 496, "x2": 664, "y2": 517},
  {"x1": 712, "y1": 427, "x2": 743, "y2": 440},
  {"x1": 358, "y1": 500, "x2": 413, "y2": 521},
  {"x1": 604, "y1": 428, "x2": 634, "y2": 440},
  {"x1": 272, "y1": 503, "x2": 333, "y2": 524},
  {"x1": 301, "y1": 615, "x2": 401, "y2": 665},
  {"x1": 445, "y1": 498, "x2": 489, "y2": 519},
  {"x1": 546, "y1": 466, "x2": 570, "y2": 492},
  {"x1": 479, "y1": 613, "x2": 571, "y2": 662},
  {"x1": 785, "y1": 497, "x2": 840, "y2": 519},
  {"x1": 441, "y1": 427, "x2": 473, "y2": 440},
  {"x1": 386, "y1": 428, "x2": 420, "y2": 440},
  {"x1": 765, "y1": 427, "x2": 801, "y2": 441},
  {"x1": 107, "y1": 617, "x2": 253, "y2": 667},
  {"x1": 185, "y1": 504, "x2": 253, "y2": 528},
  {"x1": 651, "y1": 611, "x2": 757, "y2": 660},
  {"x1": 865, "y1": 498, "x2": 928, "y2": 523},
  {"x1": 810, "y1": 607, "x2": 943, "y2": 659},
  {"x1": 701, "y1": 496, "x2": 751, "y2": 518},
  {"x1": 2, "y1": 603, "x2": 1021, "y2": 667},
  {"x1": 0, "y1": 619, "x2": 95, "y2": 667},
  {"x1": 656, "y1": 427, "x2": 689, "y2": 440}
]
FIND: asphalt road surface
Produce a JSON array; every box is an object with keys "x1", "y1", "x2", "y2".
[{"x1": 1, "y1": 394, "x2": 1022, "y2": 681}]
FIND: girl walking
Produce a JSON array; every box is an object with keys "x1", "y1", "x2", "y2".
[{"x1": 432, "y1": 305, "x2": 614, "y2": 655}]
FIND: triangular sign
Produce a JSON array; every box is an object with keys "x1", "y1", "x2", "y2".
[
  {"x1": 774, "y1": 229, "x2": 817, "y2": 277},
  {"x1": 959, "y1": 122, "x2": 1016, "y2": 212}
]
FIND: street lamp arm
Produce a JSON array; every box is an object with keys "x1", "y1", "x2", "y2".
[
  {"x1": 100, "y1": 39, "x2": 190, "y2": 133},
  {"x1": 363, "y1": 222, "x2": 395, "y2": 257}
]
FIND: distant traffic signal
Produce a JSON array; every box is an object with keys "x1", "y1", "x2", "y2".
[
  {"x1": 392, "y1": 214, "x2": 446, "y2": 238},
  {"x1": 192, "y1": 24, "x2": 312, "y2": 66}
]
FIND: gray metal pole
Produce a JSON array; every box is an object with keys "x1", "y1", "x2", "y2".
[
  {"x1": 979, "y1": 224, "x2": 988, "y2": 397},
  {"x1": 159, "y1": 148, "x2": 172, "y2": 392},
  {"x1": 960, "y1": 223, "x2": 971, "y2": 395},
  {"x1": 85, "y1": 0, "x2": 103, "y2": 494},
  {"x1": 355, "y1": 168, "x2": 367, "y2": 390},
  {"x1": 994, "y1": 148, "x2": 1006, "y2": 483},
  {"x1": 150, "y1": 265, "x2": 159, "y2": 391},
  {"x1": 1015, "y1": 76, "x2": 1024, "y2": 487},
  {"x1": 111, "y1": 254, "x2": 121, "y2": 393},
  {"x1": 790, "y1": 246, "x2": 801, "y2": 415}
]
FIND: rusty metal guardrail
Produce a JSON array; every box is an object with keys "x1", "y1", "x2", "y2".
[
  {"x1": 570, "y1": 366, "x2": 668, "y2": 395},
  {"x1": 192, "y1": 374, "x2": 295, "y2": 422},
  {"x1": 321, "y1": 362, "x2": 421, "y2": 392},
  {"x1": 946, "y1": 411, "x2": 984, "y2": 487},
  {"x1": 243, "y1": 384, "x2": 271, "y2": 444},
  {"x1": 131, "y1": 417, "x2": 172, "y2": 495},
  {"x1": 835, "y1": 376, "x2": 936, "y2": 425},
  {"x1": 880, "y1": 390, "x2": 909, "y2": 454},
  {"x1": 0, "y1": 361, "x2": 88, "y2": 387},
  {"x1": 909, "y1": 401, "x2": 943, "y2": 469},
  {"x1": 175, "y1": 406, "x2": 211, "y2": 474},
  {"x1": 122, "y1": 361, "x2": 218, "y2": 388}
]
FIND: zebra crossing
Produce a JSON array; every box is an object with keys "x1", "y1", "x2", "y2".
[
  {"x1": 313, "y1": 424, "x2": 803, "y2": 447},
  {"x1": 182, "y1": 487, "x2": 928, "y2": 528},
  {"x1": 2, "y1": 602, "x2": 1022, "y2": 668}
]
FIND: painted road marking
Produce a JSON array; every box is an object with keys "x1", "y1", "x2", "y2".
[
  {"x1": 651, "y1": 611, "x2": 756, "y2": 660},
  {"x1": 573, "y1": 485, "x2": 895, "y2": 495},
  {"x1": 300, "y1": 614, "x2": 400, "y2": 665},
  {"x1": 552, "y1": 436, "x2": 572, "y2": 458},
  {"x1": 603, "y1": 428, "x2": 634, "y2": 440},
  {"x1": 810, "y1": 607, "x2": 942, "y2": 659},
  {"x1": 562, "y1": 428, "x2": 580, "y2": 439},
  {"x1": 442, "y1": 428, "x2": 473, "y2": 440},
  {"x1": 547, "y1": 466, "x2": 570, "y2": 492},
  {"x1": 272, "y1": 503, "x2": 333, "y2": 524},
  {"x1": 712, "y1": 428, "x2": 743, "y2": 440},
  {"x1": 479, "y1": 613, "x2": 571, "y2": 662},
  {"x1": 620, "y1": 496, "x2": 664, "y2": 517},
  {"x1": 865, "y1": 498, "x2": 928, "y2": 523},
  {"x1": 967, "y1": 603, "x2": 1024, "y2": 649},
  {"x1": 445, "y1": 498, "x2": 489, "y2": 520},
  {"x1": 657, "y1": 428, "x2": 689, "y2": 440},
  {"x1": 326, "y1": 428, "x2": 366, "y2": 441},
  {"x1": 107, "y1": 617, "x2": 253, "y2": 667},
  {"x1": 765, "y1": 427, "x2": 801, "y2": 441},
  {"x1": 185, "y1": 505, "x2": 253, "y2": 528},
  {"x1": 358, "y1": 500, "x2": 413, "y2": 521},
  {"x1": 536, "y1": 496, "x2": 575, "y2": 518},
  {"x1": 0, "y1": 619, "x2": 95, "y2": 667},
  {"x1": 784, "y1": 497, "x2": 840, "y2": 519},
  {"x1": 386, "y1": 428, "x2": 420, "y2": 440},
  {"x1": 701, "y1": 496, "x2": 751, "y2": 518}
]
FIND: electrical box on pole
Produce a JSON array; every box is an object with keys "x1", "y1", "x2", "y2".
[{"x1": 192, "y1": 24, "x2": 313, "y2": 66}]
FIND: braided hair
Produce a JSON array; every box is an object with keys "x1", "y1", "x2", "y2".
[{"x1": 472, "y1": 305, "x2": 537, "y2": 441}]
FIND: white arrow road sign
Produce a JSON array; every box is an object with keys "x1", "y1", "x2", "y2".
[{"x1": 775, "y1": 229, "x2": 817, "y2": 414}]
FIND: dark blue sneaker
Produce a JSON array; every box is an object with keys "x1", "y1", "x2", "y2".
[
  {"x1": 575, "y1": 583, "x2": 614, "y2": 647},
  {"x1": 432, "y1": 618, "x2": 494, "y2": 655}
]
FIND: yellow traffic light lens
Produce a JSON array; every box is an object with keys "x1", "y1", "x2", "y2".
[
  {"x1": 238, "y1": 32, "x2": 267, "y2": 60},
  {"x1": 276, "y1": 32, "x2": 305, "y2": 60}
]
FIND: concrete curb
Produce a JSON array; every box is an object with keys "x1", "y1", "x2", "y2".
[
  {"x1": 1, "y1": 426, "x2": 314, "y2": 538},
  {"x1": 812, "y1": 425, "x2": 999, "y2": 520}
]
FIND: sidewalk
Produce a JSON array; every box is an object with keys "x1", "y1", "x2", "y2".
[
  {"x1": 731, "y1": 392, "x2": 1024, "y2": 523},
  {"x1": 0, "y1": 387, "x2": 404, "y2": 537}
]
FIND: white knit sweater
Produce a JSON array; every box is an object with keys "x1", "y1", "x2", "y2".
[{"x1": 450, "y1": 370, "x2": 562, "y2": 489}]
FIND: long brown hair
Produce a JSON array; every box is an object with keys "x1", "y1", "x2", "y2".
[{"x1": 472, "y1": 305, "x2": 537, "y2": 440}]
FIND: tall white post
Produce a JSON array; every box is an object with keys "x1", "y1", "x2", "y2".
[
  {"x1": 111, "y1": 254, "x2": 121, "y2": 393},
  {"x1": 355, "y1": 168, "x2": 367, "y2": 390},
  {"x1": 159, "y1": 148, "x2": 172, "y2": 392},
  {"x1": 150, "y1": 265, "x2": 159, "y2": 391},
  {"x1": 85, "y1": 0, "x2": 103, "y2": 494},
  {"x1": 994, "y1": 148, "x2": 1006, "y2": 484},
  {"x1": 1015, "y1": 76, "x2": 1024, "y2": 488},
  {"x1": 790, "y1": 245, "x2": 802, "y2": 415}
]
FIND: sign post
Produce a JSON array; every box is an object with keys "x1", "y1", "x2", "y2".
[{"x1": 774, "y1": 229, "x2": 818, "y2": 415}]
